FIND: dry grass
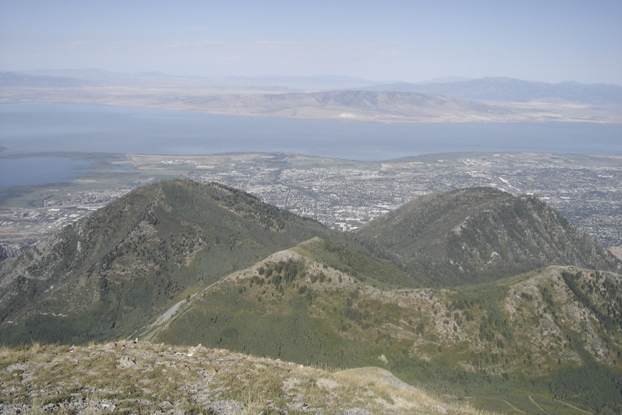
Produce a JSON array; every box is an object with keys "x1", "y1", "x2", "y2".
[{"x1": 0, "y1": 341, "x2": 501, "y2": 414}]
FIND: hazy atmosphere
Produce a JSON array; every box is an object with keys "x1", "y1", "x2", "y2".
[
  {"x1": 2, "y1": 2, "x2": 622, "y2": 414},
  {"x1": 1, "y1": 0, "x2": 621, "y2": 84}
]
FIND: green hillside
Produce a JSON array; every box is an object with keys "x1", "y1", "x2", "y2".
[
  {"x1": 153, "y1": 250, "x2": 622, "y2": 413},
  {"x1": 355, "y1": 187, "x2": 621, "y2": 285},
  {"x1": 2, "y1": 182, "x2": 622, "y2": 413},
  {"x1": 0, "y1": 180, "x2": 337, "y2": 345}
]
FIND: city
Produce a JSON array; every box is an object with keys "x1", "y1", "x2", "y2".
[{"x1": 1, "y1": 152, "x2": 620, "y2": 259}]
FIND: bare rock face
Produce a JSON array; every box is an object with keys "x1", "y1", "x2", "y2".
[
  {"x1": 116, "y1": 355, "x2": 137, "y2": 369},
  {"x1": 0, "y1": 244, "x2": 25, "y2": 261},
  {"x1": 610, "y1": 246, "x2": 622, "y2": 261}
]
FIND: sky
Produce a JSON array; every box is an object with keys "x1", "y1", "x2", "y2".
[{"x1": 1, "y1": 0, "x2": 621, "y2": 85}]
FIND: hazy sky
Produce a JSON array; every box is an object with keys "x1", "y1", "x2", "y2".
[{"x1": 1, "y1": 0, "x2": 621, "y2": 84}]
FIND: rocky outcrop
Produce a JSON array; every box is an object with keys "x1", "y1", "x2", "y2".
[{"x1": 0, "y1": 244, "x2": 25, "y2": 262}]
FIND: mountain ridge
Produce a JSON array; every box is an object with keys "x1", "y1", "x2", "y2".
[
  {"x1": 2, "y1": 180, "x2": 622, "y2": 412},
  {"x1": 149, "y1": 247, "x2": 622, "y2": 412},
  {"x1": 2, "y1": 183, "x2": 620, "y2": 342}
]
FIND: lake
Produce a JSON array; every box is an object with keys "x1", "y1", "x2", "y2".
[
  {"x1": 0, "y1": 156, "x2": 92, "y2": 188},
  {"x1": 1, "y1": 103, "x2": 621, "y2": 187},
  {"x1": 2, "y1": 103, "x2": 621, "y2": 158}
]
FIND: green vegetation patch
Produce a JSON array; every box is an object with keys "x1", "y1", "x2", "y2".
[{"x1": 295, "y1": 237, "x2": 416, "y2": 288}]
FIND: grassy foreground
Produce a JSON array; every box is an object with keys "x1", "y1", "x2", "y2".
[{"x1": 0, "y1": 341, "x2": 499, "y2": 415}]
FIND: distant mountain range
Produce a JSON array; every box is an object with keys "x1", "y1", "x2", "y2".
[
  {"x1": 365, "y1": 76, "x2": 622, "y2": 105},
  {"x1": 0, "y1": 70, "x2": 374, "y2": 89},
  {"x1": 1, "y1": 180, "x2": 621, "y2": 412},
  {"x1": 1, "y1": 71, "x2": 620, "y2": 122},
  {"x1": 0, "y1": 71, "x2": 89, "y2": 87},
  {"x1": 178, "y1": 89, "x2": 516, "y2": 122}
]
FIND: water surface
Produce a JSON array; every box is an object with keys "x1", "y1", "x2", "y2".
[{"x1": 1, "y1": 103, "x2": 620, "y2": 159}]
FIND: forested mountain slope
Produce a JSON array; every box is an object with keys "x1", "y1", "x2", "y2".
[
  {"x1": 0, "y1": 180, "x2": 337, "y2": 344},
  {"x1": 355, "y1": 187, "x2": 621, "y2": 285}
]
